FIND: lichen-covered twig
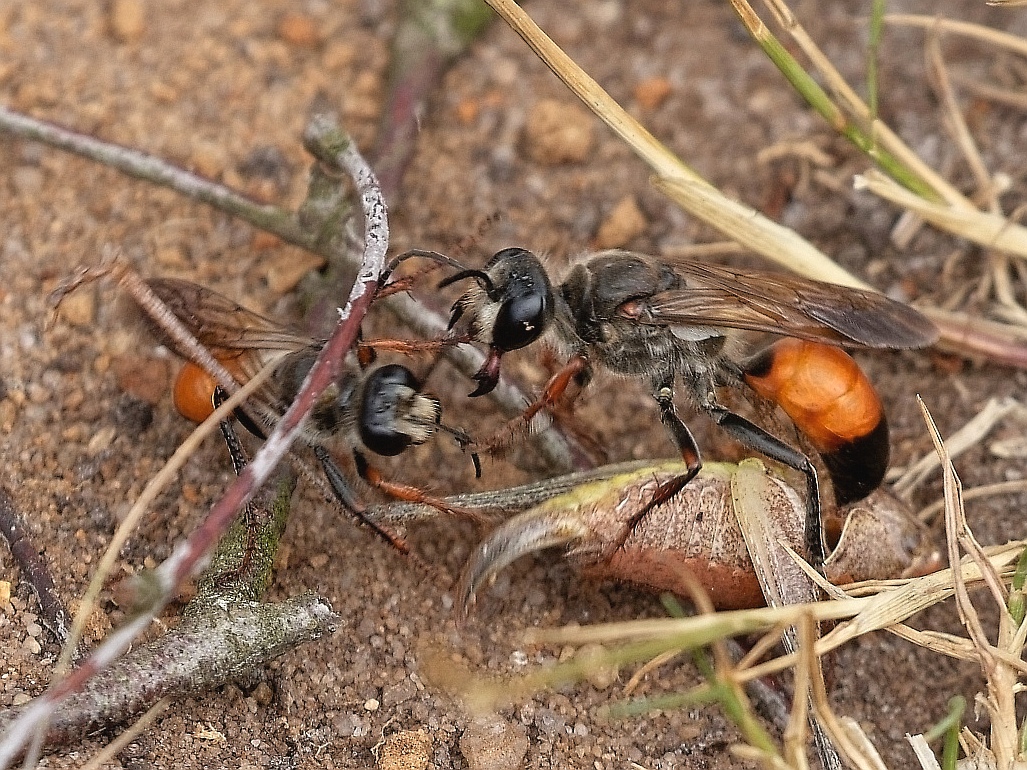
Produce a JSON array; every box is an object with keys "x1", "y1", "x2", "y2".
[
  {"x1": 0, "y1": 487, "x2": 70, "y2": 644},
  {"x1": 0, "y1": 475, "x2": 339, "y2": 749}
]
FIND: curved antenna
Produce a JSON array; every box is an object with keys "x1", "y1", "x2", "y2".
[
  {"x1": 380, "y1": 248, "x2": 470, "y2": 286},
  {"x1": 437, "y1": 268, "x2": 496, "y2": 296},
  {"x1": 438, "y1": 422, "x2": 483, "y2": 479}
]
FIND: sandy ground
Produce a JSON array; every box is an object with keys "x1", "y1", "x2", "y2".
[{"x1": 2, "y1": 0, "x2": 1027, "y2": 768}]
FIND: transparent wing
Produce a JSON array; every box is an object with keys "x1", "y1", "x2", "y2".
[
  {"x1": 147, "y1": 278, "x2": 318, "y2": 355},
  {"x1": 635, "y1": 258, "x2": 937, "y2": 349}
]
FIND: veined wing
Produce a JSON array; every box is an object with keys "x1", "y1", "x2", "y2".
[
  {"x1": 633, "y1": 257, "x2": 938, "y2": 349},
  {"x1": 147, "y1": 278, "x2": 317, "y2": 356}
]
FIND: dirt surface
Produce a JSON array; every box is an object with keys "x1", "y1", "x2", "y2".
[{"x1": 3, "y1": 1, "x2": 1027, "y2": 768}]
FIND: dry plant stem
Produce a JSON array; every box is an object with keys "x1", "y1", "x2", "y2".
[
  {"x1": 0, "y1": 118, "x2": 382, "y2": 769},
  {"x1": 525, "y1": 539, "x2": 1025, "y2": 675},
  {"x1": 925, "y1": 309, "x2": 1027, "y2": 369},
  {"x1": 919, "y1": 397, "x2": 1020, "y2": 768},
  {"x1": 925, "y1": 34, "x2": 997, "y2": 213},
  {"x1": 917, "y1": 479, "x2": 1027, "y2": 523},
  {"x1": 375, "y1": 0, "x2": 494, "y2": 203},
  {"x1": 482, "y1": 0, "x2": 861, "y2": 289},
  {"x1": 884, "y1": 13, "x2": 1027, "y2": 57},
  {"x1": 891, "y1": 396, "x2": 1023, "y2": 498},
  {"x1": 0, "y1": 487, "x2": 70, "y2": 645},
  {"x1": 0, "y1": 105, "x2": 576, "y2": 472},
  {"x1": 732, "y1": 0, "x2": 940, "y2": 203},
  {"x1": 855, "y1": 171, "x2": 1027, "y2": 260},
  {"x1": 947, "y1": 72, "x2": 1027, "y2": 112},
  {"x1": 755, "y1": 0, "x2": 972, "y2": 211}
]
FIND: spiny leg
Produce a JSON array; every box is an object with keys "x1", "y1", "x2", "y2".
[
  {"x1": 353, "y1": 452, "x2": 491, "y2": 524},
  {"x1": 212, "y1": 417, "x2": 258, "y2": 583},
  {"x1": 313, "y1": 445, "x2": 411, "y2": 555},
  {"x1": 705, "y1": 403, "x2": 825, "y2": 566},
  {"x1": 625, "y1": 386, "x2": 705, "y2": 527},
  {"x1": 479, "y1": 354, "x2": 590, "y2": 455}
]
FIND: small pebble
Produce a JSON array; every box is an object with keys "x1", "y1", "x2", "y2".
[
  {"x1": 277, "y1": 12, "x2": 321, "y2": 47},
  {"x1": 22, "y1": 636, "x2": 41, "y2": 655},
  {"x1": 378, "y1": 729, "x2": 432, "y2": 770},
  {"x1": 594, "y1": 195, "x2": 647, "y2": 249},
  {"x1": 459, "y1": 716, "x2": 528, "y2": 770},
  {"x1": 86, "y1": 425, "x2": 117, "y2": 456},
  {"x1": 252, "y1": 681, "x2": 274, "y2": 707},
  {"x1": 634, "y1": 76, "x2": 673, "y2": 109},
  {"x1": 364, "y1": 698, "x2": 380, "y2": 712},
  {"x1": 0, "y1": 580, "x2": 11, "y2": 606},
  {"x1": 110, "y1": 0, "x2": 145, "y2": 42},
  {"x1": 523, "y1": 99, "x2": 595, "y2": 165},
  {"x1": 190, "y1": 142, "x2": 227, "y2": 179}
]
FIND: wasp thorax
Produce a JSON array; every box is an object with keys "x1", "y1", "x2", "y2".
[{"x1": 358, "y1": 364, "x2": 439, "y2": 456}]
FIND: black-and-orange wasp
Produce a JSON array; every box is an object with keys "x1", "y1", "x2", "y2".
[
  {"x1": 435, "y1": 248, "x2": 938, "y2": 564},
  {"x1": 148, "y1": 277, "x2": 480, "y2": 550}
]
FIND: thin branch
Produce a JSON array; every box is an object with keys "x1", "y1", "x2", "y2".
[{"x1": 0, "y1": 488, "x2": 70, "y2": 645}]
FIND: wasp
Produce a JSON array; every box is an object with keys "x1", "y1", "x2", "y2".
[
  {"x1": 147, "y1": 278, "x2": 480, "y2": 548},
  {"x1": 439, "y1": 249, "x2": 939, "y2": 565}
]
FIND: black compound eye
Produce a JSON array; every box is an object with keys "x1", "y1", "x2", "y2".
[
  {"x1": 493, "y1": 293, "x2": 550, "y2": 352},
  {"x1": 359, "y1": 364, "x2": 418, "y2": 456}
]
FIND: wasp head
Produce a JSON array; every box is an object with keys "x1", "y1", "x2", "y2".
[
  {"x1": 439, "y1": 248, "x2": 555, "y2": 396},
  {"x1": 358, "y1": 364, "x2": 441, "y2": 456}
]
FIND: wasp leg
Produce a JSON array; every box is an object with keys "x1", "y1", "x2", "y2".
[
  {"x1": 704, "y1": 403, "x2": 826, "y2": 567},
  {"x1": 353, "y1": 452, "x2": 492, "y2": 524},
  {"x1": 313, "y1": 445, "x2": 411, "y2": 555},
  {"x1": 218, "y1": 415, "x2": 250, "y2": 476},
  {"x1": 479, "y1": 354, "x2": 590, "y2": 454},
  {"x1": 616, "y1": 387, "x2": 706, "y2": 537},
  {"x1": 210, "y1": 417, "x2": 260, "y2": 584},
  {"x1": 212, "y1": 384, "x2": 267, "y2": 444},
  {"x1": 361, "y1": 335, "x2": 472, "y2": 356}
]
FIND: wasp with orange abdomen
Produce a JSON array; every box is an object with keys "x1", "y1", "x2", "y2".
[
  {"x1": 146, "y1": 277, "x2": 481, "y2": 549},
  {"x1": 438, "y1": 249, "x2": 938, "y2": 565}
]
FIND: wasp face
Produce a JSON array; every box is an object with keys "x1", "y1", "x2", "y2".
[
  {"x1": 442, "y1": 247, "x2": 555, "y2": 396},
  {"x1": 357, "y1": 364, "x2": 440, "y2": 457}
]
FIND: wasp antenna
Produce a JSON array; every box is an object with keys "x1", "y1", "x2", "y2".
[
  {"x1": 382, "y1": 249, "x2": 470, "y2": 285},
  {"x1": 437, "y1": 269, "x2": 495, "y2": 295}
]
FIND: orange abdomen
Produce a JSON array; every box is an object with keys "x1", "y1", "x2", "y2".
[
  {"x1": 743, "y1": 338, "x2": 889, "y2": 505},
  {"x1": 172, "y1": 358, "x2": 246, "y2": 423}
]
